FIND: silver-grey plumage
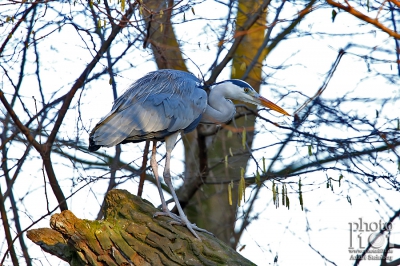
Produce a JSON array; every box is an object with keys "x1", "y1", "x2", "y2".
[
  {"x1": 89, "y1": 69, "x2": 289, "y2": 240},
  {"x1": 89, "y1": 70, "x2": 207, "y2": 151}
]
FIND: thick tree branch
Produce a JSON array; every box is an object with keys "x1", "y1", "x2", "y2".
[{"x1": 27, "y1": 189, "x2": 255, "y2": 266}]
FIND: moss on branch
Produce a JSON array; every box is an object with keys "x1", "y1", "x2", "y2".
[{"x1": 27, "y1": 189, "x2": 255, "y2": 266}]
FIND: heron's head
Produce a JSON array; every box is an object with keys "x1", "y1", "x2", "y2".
[{"x1": 217, "y1": 79, "x2": 290, "y2": 116}]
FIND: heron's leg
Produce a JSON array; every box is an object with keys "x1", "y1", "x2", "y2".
[
  {"x1": 162, "y1": 132, "x2": 216, "y2": 240},
  {"x1": 150, "y1": 141, "x2": 170, "y2": 213},
  {"x1": 153, "y1": 133, "x2": 213, "y2": 239},
  {"x1": 151, "y1": 141, "x2": 181, "y2": 221}
]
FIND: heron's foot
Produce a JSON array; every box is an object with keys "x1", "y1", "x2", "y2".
[
  {"x1": 153, "y1": 211, "x2": 214, "y2": 239},
  {"x1": 153, "y1": 210, "x2": 181, "y2": 222},
  {"x1": 168, "y1": 219, "x2": 213, "y2": 236}
]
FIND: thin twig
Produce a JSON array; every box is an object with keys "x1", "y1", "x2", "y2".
[
  {"x1": 327, "y1": 0, "x2": 400, "y2": 39},
  {"x1": 138, "y1": 141, "x2": 150, "y2": 197}
]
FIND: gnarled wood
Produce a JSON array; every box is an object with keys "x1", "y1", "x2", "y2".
[{"x1": 27, "y1": 189, "x2": 255, "y2": 266}]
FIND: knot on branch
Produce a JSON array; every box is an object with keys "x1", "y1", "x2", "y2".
[{"x1": 27, "y1": 189, "x2": 255, "y2": 266}]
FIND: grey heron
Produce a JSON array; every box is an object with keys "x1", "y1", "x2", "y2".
[{"x1": 89, "y1": 69, "x2": 289, "y2": 239}]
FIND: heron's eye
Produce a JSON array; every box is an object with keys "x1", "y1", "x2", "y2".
[{"x1": 244, "y1": 87, "x2": 250, "y2": 93}]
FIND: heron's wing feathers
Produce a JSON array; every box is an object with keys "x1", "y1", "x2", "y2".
[
  {"x1": 114, "y1": 69, "x2": 202, "y2": 110},
  {"x1": 90, "y1": 70, "x2": 207, "y2": 147},
  {"x1": 90, "y1": 99, "x2": 171, "y2": 147},
  {"x1": 160, "y1": 92, "x2": 207, "y2": 132}
]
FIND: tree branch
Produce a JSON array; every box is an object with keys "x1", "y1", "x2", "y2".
[
  {"x1": 46, "y1": 3, "x2": 136, "y2": 145},
  {"x1": 206, "y1": 0, "x2": 272, "y2": 84},
  {"x1": 327, "y1": 0, "x2": 400, "y2": 39},
  {"x1": 27, "y1": 189, "x2": 256, "y2": 266},
  {"x1": 0, "y1": 0, "x2": 39, "y2": 56}
]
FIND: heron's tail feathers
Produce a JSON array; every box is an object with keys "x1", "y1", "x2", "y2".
[
  {"x1": 88, "y1": 111, "x2": 134, "y2": 151},
  {"x1": 88, "y1": 135, "x2": 101, "y2": 152}
]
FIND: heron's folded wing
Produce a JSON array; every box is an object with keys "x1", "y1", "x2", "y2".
[
  {"x1": 160, "y1": 88, "x2": 207, "y2": 133},
  {"x1": 90, "y1": 100, "x2": 173, "y2": 147},
  {"x1": 90, "y1": 69, "x2": 208, "y2": 147}
]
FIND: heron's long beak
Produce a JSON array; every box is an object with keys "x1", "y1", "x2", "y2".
[{"x1": 258, "y1": 95, "x2": 290, "y2": 116}]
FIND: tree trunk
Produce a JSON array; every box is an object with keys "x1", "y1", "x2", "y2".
[
  {"x1": 185, "y1": 0, "x2": 268, "y2": 247},
  {"x1": 27, "y1": 189, "x2": 255, "y2": 266},
  {"x1": 139, "y1": 0, "x2": 269, "y2": 247},
  {"x1": 143, "y1": 0, "x2": 188, "y2": 71}
]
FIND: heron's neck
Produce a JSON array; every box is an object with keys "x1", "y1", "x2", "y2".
[{"x1": 201, "y1": 83, "x2": 235, "y2": 124}]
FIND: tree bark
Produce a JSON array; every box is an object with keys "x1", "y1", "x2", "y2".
[
  {"x1": 27, "y1": 189, "x2": 255, "y2": 266},
  {"x1": 186, "y1": 0, "x2": 268, "y2": 246}
]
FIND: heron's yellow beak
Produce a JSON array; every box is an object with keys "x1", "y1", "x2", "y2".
[{"x1": 258, "y1": 96, "x2": 290, "y2": 116}]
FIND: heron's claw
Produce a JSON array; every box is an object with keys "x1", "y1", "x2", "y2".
[
  {"x1": 153, "y1": 211, "x2": 214, "y2": 239},
  {"x1": 170, "y1": 220, "x2": 213, "y2": 236},
  {"x1": 154, "y1": 210, "x2": 181, "y2": 221}
]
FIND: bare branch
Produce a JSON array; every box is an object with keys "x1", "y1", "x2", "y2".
[
  {"x1": 206, "y1": 0, "x2": 272, "y2": 83},
  {"x1": 327, "y1": 0, "x2": 400, "y2": 39}
]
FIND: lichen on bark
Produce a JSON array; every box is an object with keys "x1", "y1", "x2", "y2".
[{"x1": 27, "y1": 189, "x2": 255, "y2": 266}]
